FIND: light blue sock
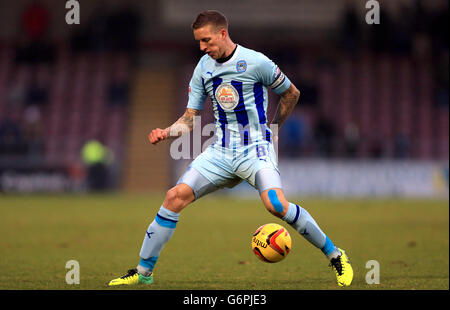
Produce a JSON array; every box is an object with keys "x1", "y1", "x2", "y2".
[
  {"x1": 137, "y1": 206, "x2": 179, "y2": 275},
  {"x1": 282, "y1": 203, "x2": 340, "y2": 259}
]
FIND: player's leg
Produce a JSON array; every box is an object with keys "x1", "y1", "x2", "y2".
[
  {"x1": 136, "y1": 183, "x2": 194, "y2": 276},
  {"x1": 136, "y1": 162, "x2": 236, "y2": 276},
  {"x1": 257, "y1": 169, "x2": 340, "y2": 257},
  {"x1": 109, "y1": 147, "x2": 237, "y2": 286},
  {"x1": 256, "y1": 169, "x2": 353, "y2": 286},
  {"x1": 236, "y1": 144, "x2": 343, "y2": 259},
  {"x1": 108, "y1": 183, "x2": 195, "y2": 286}
]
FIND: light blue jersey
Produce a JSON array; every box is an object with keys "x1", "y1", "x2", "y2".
[
  {"x1": 187, "y1": 44, "x2": 291, "y2": 150},
  {"x1": 178, "y1": 45, "x2": 291, "y2": 196}
]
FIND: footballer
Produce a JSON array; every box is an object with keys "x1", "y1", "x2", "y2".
[{"x1": 109, "y1": 10, "x2": 353, "y2": 287}]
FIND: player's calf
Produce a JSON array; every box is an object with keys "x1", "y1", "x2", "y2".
[
  {"x1": 260, "y1": 188, "x2": 342, "y2": 260},
  {"x1": 281, "y1": 201, "x2": 353, "y2": 286},
  {"x1": 260, "y1": 188, "x2": 289, "y2": 218},
  {"x1": 133, "y1": 184, "x2": 194, "y2": 280}
]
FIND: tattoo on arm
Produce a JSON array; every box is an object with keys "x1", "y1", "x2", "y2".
[
  {"x1": 270, "y1": 84, "x2": 300, "y2": 130},
  {"x1": 166, "y1": 108, "x2": 201, "y2": 138}
]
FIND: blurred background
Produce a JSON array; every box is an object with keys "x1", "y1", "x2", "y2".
[{"x1": 0, "y1": 0, "x2": 448, "y2": 198}]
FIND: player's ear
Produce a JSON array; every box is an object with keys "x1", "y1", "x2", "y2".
[{"x1": 220, "y1": 28, "x2": 227, "y2": 39}]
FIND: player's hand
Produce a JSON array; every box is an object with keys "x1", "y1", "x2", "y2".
[{"x1": 148, "y1": 128, "x2": 169, "y2": 145}]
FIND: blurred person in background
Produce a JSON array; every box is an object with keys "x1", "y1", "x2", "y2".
[
  {"x1": 314, "y1": 112, "x2": 336, "y2": 158},
  {"x1": 22, "y1": 105, "x2": 43, "y2": 159},
  {"x1": 7, "y1": 70, "x2": 27, "y2": 110},
  {"x1": 339, "y1": 2, "x2": 362, "y2": 54},
  {"x1": 280, "y1": 113, "x2": 308, "y2": 158},
  {"x1": 0, "y1": 109, "x2": 27, "y2": 157},
  {"x1": 394, "y1": 133, "x2": 411, "y2": 159},
  {"x1": 24, "y1": 72, "x2": 49, "y2": 107},
  {"x1": 81, "y1": 138, "x2": 114, "y2": 192},
  {"x1": 343, "y1": 122, "x2": 359, "y2": 158},
  {"x1": 15, "y1": 0, "x2": 54, "y2": 64},
  {"x1": 108, "y1": 62, "x2": 130, "y2": 107}
]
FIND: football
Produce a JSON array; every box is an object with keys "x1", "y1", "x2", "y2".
[{"x1": 251, "y1": 223, "x2": 292, "y2": 263}]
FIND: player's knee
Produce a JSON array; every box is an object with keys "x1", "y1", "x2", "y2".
[
  {"x1": 165, "y1": 187, "x2": 177, "y2": 202},
  {"x1": 164, "y1": 185, "x2": 193, "y2": 213},
  {"x1": 164, "y1": 187, "x2": 184, "y2": 211}
]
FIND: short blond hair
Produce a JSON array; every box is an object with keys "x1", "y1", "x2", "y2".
[{"x1": 191, "y1": 10, "x2": 228, "y2": 31}]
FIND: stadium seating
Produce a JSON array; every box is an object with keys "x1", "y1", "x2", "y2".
[
  {"x1": 0, "y1": 44, "x2": 131, "y2": 168},
  {"x1": 275, "y1": 50, "x2": 447, "y2": 159},
  {"x1": 0, "y1": 44, "x2": 447, "y2": 174}
]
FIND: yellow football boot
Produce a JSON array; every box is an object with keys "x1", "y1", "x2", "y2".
[
  {"x1": 108, "y1": 269, "x2": 153, "y2": 286},
  {"x1": 329, "y1": 248, "x2": 353, "y2": 286}
]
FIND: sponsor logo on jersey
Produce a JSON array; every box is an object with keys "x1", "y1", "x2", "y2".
[
  {"x1": 236, "y1": 60, "x2": 247, "y2": 73},
  {"x1": 214, "y1": 83, "x2": 239, "y2": 110}
]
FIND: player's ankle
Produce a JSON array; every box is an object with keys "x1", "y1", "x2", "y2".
[
  {"x1": 136, "y1": 265, "x2": 152, "y2": 277},
  {"x1": 326, "y1": 247, "x2": 342, "y2": 260}
]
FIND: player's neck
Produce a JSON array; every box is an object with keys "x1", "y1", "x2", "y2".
[{"x1": 216, "y1": 42, "x2": 237, "y2": 63}]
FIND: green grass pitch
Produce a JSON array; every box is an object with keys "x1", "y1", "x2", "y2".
[{"x1": 0, "y1": 193, "x2": 448, "y2": 290}]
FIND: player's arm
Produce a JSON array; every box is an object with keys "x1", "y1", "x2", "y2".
[
  {"x1": 148, "y1": 108, "x2": 201, "y2": 145},
  {"x1": 269, "y1": 83, "x2": 300, "y2": 130},
  {"x1": 149, "y1": 59, "x2": 206, "y2": 145},
  {"x1": 256, "y1": 53, "x2": 300, "y2": 131}
]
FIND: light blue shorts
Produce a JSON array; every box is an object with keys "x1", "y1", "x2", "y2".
[{"x1": 177, "y1": 141, "x2": 282, "y2": 200}]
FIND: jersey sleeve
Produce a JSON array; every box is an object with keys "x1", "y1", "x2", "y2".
[
  {"x1": 186, "y1": 60, "x2": 207, "y2": 110},
  {"x1": 256, "y1": 53, "x2": 291, "y2": 95}
]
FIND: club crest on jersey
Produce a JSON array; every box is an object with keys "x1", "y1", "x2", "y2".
[
  {"x1": 236, "y1": 60, "x2": 247, "y2": 73},
  {"x1": 215, "y1": 83, "x2": 239, "y2": 110}
]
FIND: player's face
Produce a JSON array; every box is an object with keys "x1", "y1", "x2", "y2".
[{"x1": 193, "y1": 25, "x2": 227, "y2": 60}]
